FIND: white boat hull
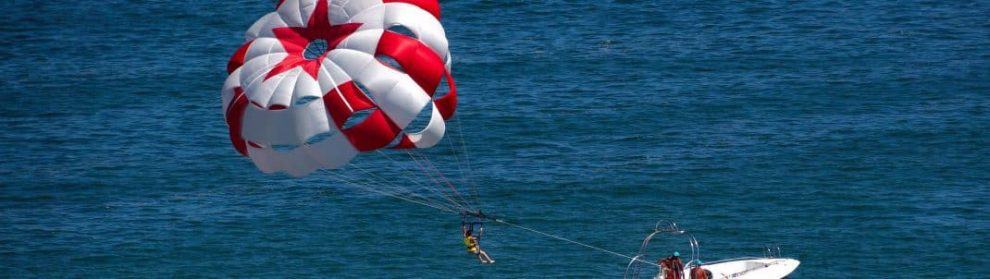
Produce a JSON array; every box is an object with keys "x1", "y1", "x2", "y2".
[{"x1": 693, "y1": 258, "x2": 800, "y2": 279}]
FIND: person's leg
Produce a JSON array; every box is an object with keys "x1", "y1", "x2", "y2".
[{"x1": 478, "y1": 250, "x2": 494, "y2": 264}]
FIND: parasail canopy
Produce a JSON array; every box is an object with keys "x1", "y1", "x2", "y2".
[{"x1": 222, "y1": 0, "x2": 458, "y2": 177}]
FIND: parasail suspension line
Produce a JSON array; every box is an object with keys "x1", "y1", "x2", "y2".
[
  {"x1": 378, "y1": 150, "x2": 474, "y2": 209},
  {"x1": 404, "y1": 150, "x2": 475, "y2": 210},
  {"x1": 327, "y1": 172, "x2": 459, "y2": 213},
  {"x1": 403, "y1": 150, "x2": 471, "y2": 210},
  {"x1": 374, "y1": 150, "x2": 471, "y2": 211},
  {"x1": 413, "y1": 150, "x2": 472, "y2": 209},
  {"x1": 448, "y1": 116, "x2": 484, "y2": 209},
  {"x1": 351, "y1": 160, "x2": 469, "y2": 212},
  {"x1": 331, "y1": 171, "x2": 457, "y2": 212}
]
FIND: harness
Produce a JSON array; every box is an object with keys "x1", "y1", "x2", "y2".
[{"x1": 462, "y1": 211, "x2": 486, "y2": 254}]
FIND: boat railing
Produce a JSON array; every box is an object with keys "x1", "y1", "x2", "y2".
[
  {"x1": 624, "y1": 254, "x2": 649, "y2": 279},
  {"x1": 624, "y1": 219, "x2": 701, "y2": 279},
  {"x1": 764, "y1": 244, "x2": 782, "y2": 259}
]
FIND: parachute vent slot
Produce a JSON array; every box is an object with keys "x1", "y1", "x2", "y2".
[
  {"x1": 305, "y1": 131, "x2": 337, "y2": 145},
  {"x1": 353, "y1": 81, "x2": 378, "y2": 103},
  {"x1": 386, "y1": 25, "x2": 418, "y2": 39},
  {"x1": 271, "y1": 144, "x2": 297, "y2": 152},
  {"x1": 376, "y1": 55, "x2": 406, "y2": 73},
  {"x1": 404, "y1": 103, "x2": 433, "y2": 134},
  {"x1": 304, "y1": 39, "x2": 329, "y2": 60},
  {"x1": 343, "y1": 108, "x2": 376, "y2": 130},
  {"x1": 385, "y1": 133, "x2": 404, "y2": 148},
  {"x1": 432, "y1": 76, "x2": 450, "y2": 100},
  {"x1": 295, "y1": 96, "x2": 320, "y2": 106}
]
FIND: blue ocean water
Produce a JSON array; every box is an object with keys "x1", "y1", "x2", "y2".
[{"x1": 2, "y1": 0, "x2": 989, "y2": 277}]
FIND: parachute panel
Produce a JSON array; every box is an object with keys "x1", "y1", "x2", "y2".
[
  {"x1": 382, "y1": 2, "x2": 449, "y2": 60},
  {"x1": 241, "y1": 94, "x2": 332, "y2": 146}
]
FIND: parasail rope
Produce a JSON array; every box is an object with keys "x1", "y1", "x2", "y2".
[
  {"x1": 449, "y1": 116, "x2": 484, "y2": 209},
  {"x1": 403, "y1": 150, "x2": 472, "y2": 210},
  {"x1": 404, "y1": 150, "x2": 475, "y2": 210},
  {"x1": 350, "y1": 160, "x2": 469, "y2": 212},
  {"x1": 408, "y1": 149, "x2": 473, "y2": 209},
  {"x1": 334, "y1": 172, "x2": 457, "y2": 213},
  {"x1": 374, "y1": 150, "x2": 471, "y2": 211},
  {"x1": 445, "y1": 122, "x2": 471, "y2": 200},
  {"x1": 327, "y1": 172, "x2": 459, "y2": 213},
  {"x1": 330, "y1": 165, "x2": 461, "y2": 213},
  {"x1": 394, "y1": 149, "x2": 453, "y2": 201},
  {"x1": 489, "y1": 218, "x2": 657, "y2": 266}
]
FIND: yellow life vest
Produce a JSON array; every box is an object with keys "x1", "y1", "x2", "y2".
[{"x1": 464, "y1": 236, "x2": 479, "y2": 253}]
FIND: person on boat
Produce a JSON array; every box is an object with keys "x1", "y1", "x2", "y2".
[
  {"x1": 462, "y1": 223, "x2": 494, "y2": 264},
  {"x1": 670, "y1": 251, "x2": 684, "y2": 277},
  {"x1": 657, "y1": 252, "x2": 684, "y2": 279},
  {"x1": 689, "y1": 260, "x2": 713, "y2": 279},
  {"x1": 656, "y1": 257, "x2": 672, "y2": 279}
]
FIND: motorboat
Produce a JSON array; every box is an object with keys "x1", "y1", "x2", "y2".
[{"x1": 624, "y1": 220, "x2": 799, "y2": 279}]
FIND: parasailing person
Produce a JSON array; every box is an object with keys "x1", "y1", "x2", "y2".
[{"x1": 462, "y1": 211, "x2": 494, "y2": 264}]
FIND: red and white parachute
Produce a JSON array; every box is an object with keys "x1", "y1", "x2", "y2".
[{"x1": 222, "y1": 0, "x2": 457, "y2": 177}]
